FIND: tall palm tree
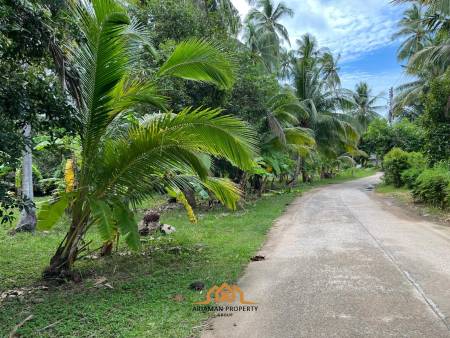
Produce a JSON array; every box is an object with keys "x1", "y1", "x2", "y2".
[
  {"x1": 393, "y1": 0, "x2": 449, "y2": 72},
  {"x1": 349, "y1": 82, "x2": 383, "y2": 133},
  {"x1": 320, "y1": 51, "x2": 341, "y2": 91},
  {"x1": 393, "y1": 4, "x2": 430, "y2": 61},
  {"x1": 291, "y1": 35, "x2": 360, "y2": 159},
  {"x1": 392, "y1": 0, "x2": 449, "y2": 114},
  {"x1": 38, "y1": 0, "x2": 257, "y2": 277},
  {"x1": 261, "y1": 89, "x2": 316, "y2": 186},
  {"x1": 393, "y1": 0, "x2": 450, "y2": 16},
  {"x1": 245, "y1": 0, "x2": 294, "y2": 71}
]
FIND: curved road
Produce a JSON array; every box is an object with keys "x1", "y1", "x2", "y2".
[{"x1": 203, "y1": 174, "x2": 450, "y2": 338}]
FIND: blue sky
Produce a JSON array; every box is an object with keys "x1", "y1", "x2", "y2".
[{"x1": 231, "y1": 0, "x2": 411, "y2": 113}]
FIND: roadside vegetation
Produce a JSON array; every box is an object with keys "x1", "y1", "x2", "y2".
[
  {"x1": 359, "y1": 0, "x2": 450, "y2": 215},
  {"x1": 0, "y1": 168, "x2": 374, "y2": 337},
  {"x1": 0, "y1": 0, "x2": 449, "y2": 336}
]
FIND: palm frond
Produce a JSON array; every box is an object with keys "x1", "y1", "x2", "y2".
[{"x1": 157, "y1": 39, "x2": 235, "y2": 89}]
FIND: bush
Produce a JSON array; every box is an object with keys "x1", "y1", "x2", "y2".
[
  {"x1": 383, "y1": 148, "x2": 410, "y2": 187},
  {"x1": 402, "y1": 168, "x2": 422, "y2": 189},
  {"x1": 401, "y1": 152, "x2": 427, "y2": 188},
  {"x1": 412, "y1": 164, "x2": 450, "y2": 209}
]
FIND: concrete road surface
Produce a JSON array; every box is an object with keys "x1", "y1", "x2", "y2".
[{"x1": 202, "y1": 173, "x2": 450, "y2": 338}]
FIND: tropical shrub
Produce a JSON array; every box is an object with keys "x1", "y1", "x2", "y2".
[
  {"x1": 401, "y1": 152, "x2": 427, "y2": 188},
  {"x1": 402, "y1": 168, "x2": 422, "y2": 189},
  {"x1": 412, "y1": 163, "x2": 450, "y2": 209},
  {"x1": 383, "y1": 148, "x2": 410, "y2": 187}
]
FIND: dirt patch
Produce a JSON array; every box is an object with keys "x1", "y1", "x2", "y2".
[{"x1": 370, "y1": 188, "x2": 450, "y2": 227}]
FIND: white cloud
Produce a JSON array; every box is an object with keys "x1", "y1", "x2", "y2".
[
  {"x1": 231, "y1": 0, "x2": 409, "y2": 100},
  {"x1": 231, "y1": 0, "x2": 403, "y2": 62}
]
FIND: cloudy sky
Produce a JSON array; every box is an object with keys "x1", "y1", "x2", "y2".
[{"x1": 231, "y1": 0, "x2": 411, "y2": 111}]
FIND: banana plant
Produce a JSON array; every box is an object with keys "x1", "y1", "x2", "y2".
[{"x1": 38, "y1": 0, "x2": 257, "y2": 277}]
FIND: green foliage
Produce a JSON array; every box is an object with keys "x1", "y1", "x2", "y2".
[
  {"x1": 401, "y1": 151, "x2": 427, "y2": 188},
  {"x1": 38, "y1": 0, "x2": 259, "y2": 272},
  {"x1": 89, "y1": 199, "x2": 114, "y2": 242},
  {"x1": 412, "y1": 163, "x2": 450, "y2": 208},
  {"x1": 383, "y1": 148, "x2": 410, "y2": 187},
  {"x1": 112, "y1": 204, "x2": 140, "y2": 250},
  {"x1": 422, "y1": 70, "x2": 450, "y2": 164},
  {"x1": 402, "y1": 167, "x2": 423, "y2": 189},
  {"x1": 135, "y1": 0, "x2": 207, "y2": 45},
  {"x1": 360, "y1": 118, "x2": 392, "y2": 160},
  {"x1": 391, "y1": 119, "x2": 425, "y2": 152},
  {"x1": 157, "y1": 39, "x2": 235, "y2": 89},
  {"x1": 0, "y1": 192, "x2": 297, "y2": 337},
  {"x1": 37, "y1": 194, "x2": 69, "y2": 230},
  {"x1": 360, "y1": 118, "x2": 425, "y2": 161}
]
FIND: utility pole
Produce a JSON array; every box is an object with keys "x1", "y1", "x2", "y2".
[{"x1": 388, "y1": 87, "x2": 394, "y2": 125}]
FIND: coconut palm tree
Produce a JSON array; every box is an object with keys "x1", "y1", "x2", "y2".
[
  {"x1": 38, "y1": 0, "x2": 258, "y2": 277},
  {"x1": 392, "y1": 0, "x2": 450, "y2": 16},
  {"x1": 349, "y1": 82, "x2": 383, "y2": 133},
  {"x1": 245, "y1": 0, "x2": 294, "y2": 71},
  {"x1": 392, "y1": 0, "x2": 450, "y2": 114},
  {"x1": 260, "y1": 89, "x2": 316, "y2": 186},
  {"x1": 393, "y1": 4, "x2": 430, "y2": 61},
  {"x1": 291, "y1": 35, "x2": 360, "y2": 160}
]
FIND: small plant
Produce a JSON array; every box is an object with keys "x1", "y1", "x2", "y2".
[
  {"x1": 412, "y1": 163, "x2": 450, "y2": 209},
  {"x1": 383, "y1": 148, "x2": 410, "y2": 187}
]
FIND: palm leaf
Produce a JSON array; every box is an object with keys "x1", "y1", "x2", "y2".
[
  {"x1": 90, "y1": 199, "x2": 114, "y2": 241},
  {"x1": 112, "y1": 203, "x2": 140, "y2": 250},
  {"x1": 157, "y1": 39, "x2": 235, "y2": 89},
  {"x1": 202, "y1": 177, "x2": 241, "y2": 210},
  {"x1": 37, "y1": 194, "x2": 69, "y2": 230}
]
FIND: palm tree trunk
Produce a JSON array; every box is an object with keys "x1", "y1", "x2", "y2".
[
  {"x1": 44, "y1": 198, "x2": 88, "y2": 278},
  {"x1": 16, "y1": 123, "x2": 36, "y2": 232},
  {"x1": 289, "y1": 155, "x2": 301, "y2": 188}
]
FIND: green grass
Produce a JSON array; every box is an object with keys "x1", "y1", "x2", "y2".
[
  {"x1": 296, "y1": 167, "x2": 378, "y2": 191},
  {"x1": 375, "y1": 182, "x2": 450, "y2": 221},
  {"x1": 0, "y1": 168, "x2": 376, "y2": 337},
  {"x1": 375, "y1": 183, "x2": 410, "y2": 194}
]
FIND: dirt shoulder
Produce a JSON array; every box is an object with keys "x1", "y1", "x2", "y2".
[{"x1": 372, "y1": 183, "x2": 450, "y2": 227}]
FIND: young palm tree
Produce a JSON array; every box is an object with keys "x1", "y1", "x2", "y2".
[
  {"x1": 246, "y1": 0, "x2": 294, "y2": 71},
  {"x1": 38, "y1": 0, "x2": 258, "y2": 277}
]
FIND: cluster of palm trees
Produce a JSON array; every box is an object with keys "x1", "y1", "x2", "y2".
[
  {"x1": 37, "y1": 0, "x2": 384, "y2": 275},
  {"x1": 392, "y1": 0, "x2": 450, "y2": 115},
  {"x1": 239, "y1": 2, "x2": 381, "y2": 183}
]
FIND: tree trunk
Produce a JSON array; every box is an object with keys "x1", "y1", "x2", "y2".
[
  {"x1": 182, "y1": 187, "x2": 197, "y2": 209},
  {"x1": 16, "y1": 123, "x2": 36, "y2": 232},
  {"x1": 43, "y1": 198, "x2": 88, "y2": 279},
  {"x1": 290, "y1": 156, "x2": 301, "y2": 188}
]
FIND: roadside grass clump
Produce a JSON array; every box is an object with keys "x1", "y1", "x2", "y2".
[{"x1": 412, "y1": 163, "x2": 450, "y2": 209}]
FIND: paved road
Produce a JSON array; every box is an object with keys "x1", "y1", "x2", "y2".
[{"x1": 203, "y1": 174, "x2": 450, "y2": 338}]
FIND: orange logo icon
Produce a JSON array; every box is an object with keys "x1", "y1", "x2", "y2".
[{"x1": 194, "y1": 283, "x2": 256, "y2": 305}]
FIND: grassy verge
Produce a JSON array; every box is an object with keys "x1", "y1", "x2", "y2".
[
  {"x1": 0, "y1": 168, "x2": 376, "y2": 337},
  {"x1": 375, "y1": 183, "x2": 450, "y2": 224}
]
